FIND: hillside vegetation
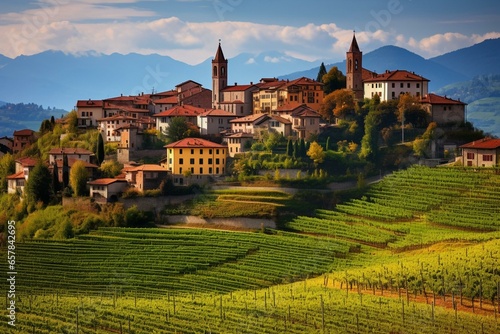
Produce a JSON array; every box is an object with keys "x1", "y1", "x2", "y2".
[{"x1": 1, "y1": 166, "x2": 499, "y2": 333}]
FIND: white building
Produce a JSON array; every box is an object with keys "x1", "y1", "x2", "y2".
[{"x1": 363, "y1": 70, "x2": 429, "y2": 101}]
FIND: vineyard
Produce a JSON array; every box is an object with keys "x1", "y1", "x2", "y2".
[{"x1": 1, "y1": 166, "x2": 500, "y2": 333}]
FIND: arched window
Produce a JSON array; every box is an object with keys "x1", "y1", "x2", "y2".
[
  {"x1": 221, "y1": 66, "x2": 225, "y2": 76},
  {"x1": 355, "y1": 59, "x2": 358, "y2": 70},
  {"x1": 213, "y1": 66, "x2": 217, "y2": 76}
]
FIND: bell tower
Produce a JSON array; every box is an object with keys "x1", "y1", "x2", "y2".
[
  {"x1": 212, "y1": 41, "x2": 228, "y2": 108},
  {"x1": 346, "y1": 32, "x2": 364, "y2": 100}
]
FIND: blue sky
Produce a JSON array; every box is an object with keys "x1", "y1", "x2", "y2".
[{"x1": 1, "y1": 0, "x2": 499, "y2": 64}]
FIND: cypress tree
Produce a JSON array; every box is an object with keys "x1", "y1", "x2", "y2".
[
  {"x1": 316, "y1": 62, "x2": 327, "y2": 83},
  {"x1": 299, "y1": 138, "x2": 306, "y2": 157},
  {"x1": 96, "y1": 132, "x2": 105, "y2": 166},
  {"x1": 62, "y1": 154, "x2": 69, "y2": 189},
  {"x1": 286, "y1": 139, "x2": 293, "y2": 157},
  {"x1": 26, "y1": 161, "x2": 52, "y2": 206},
  {"x1": 293, "y1": 140, "x2": 299, "y2": 159},
  {"x1": 52, "y1": 162, "x2": 61, "y2": 194},
  {"x1": 325, "y1": 137, "x2": 331, "y2": 151}
]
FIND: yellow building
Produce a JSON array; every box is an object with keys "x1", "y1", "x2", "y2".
[{"x1": 164, "y1": 138, "x2": 227, "y2": 185}]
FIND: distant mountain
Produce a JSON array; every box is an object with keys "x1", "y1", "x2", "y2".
[
  {"x1": 0, "y1": 50, "x2": 315, "y2": 110},
  {"x1": 430, "y1": 39, "x2": 500, "y2": 78},
  {"x1": 280, "y1": 45, "x2": 470, "y2": 92}
]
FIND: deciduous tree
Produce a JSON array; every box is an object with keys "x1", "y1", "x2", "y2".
[
  {"x1": 69, "y1": 160, "x2": 89, "y2": 197},
  {"x1": 26, "y1": 161, "x2": 52, "y2": 206},
  {"x1": 307, "y1": 141, "x2": 325, "y2": 166}
]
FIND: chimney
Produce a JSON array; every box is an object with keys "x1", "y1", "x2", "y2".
[{"x1": 235, "y1": 82, "x2": 237, "y2": 86}]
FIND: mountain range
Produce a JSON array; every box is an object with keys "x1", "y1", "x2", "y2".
[{"x1": 0, "y1": 38, "x2": 499, "y2": 136}]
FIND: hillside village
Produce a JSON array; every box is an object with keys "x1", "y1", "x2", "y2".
[{"x1": 2, "y1": 35, "x2": 498, "y2": 204}]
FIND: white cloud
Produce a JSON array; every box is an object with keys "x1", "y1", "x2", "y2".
[{"x1": 245, "y1": 57, "x2": 256, "y2": 64}]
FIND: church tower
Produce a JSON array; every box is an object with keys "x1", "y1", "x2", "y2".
[
  {"x1": 212, "y1": 41, "x2": 228, "y2": 108},
  {"x1": 346, "y1": 33, "x2": 364, "y2": 100}
]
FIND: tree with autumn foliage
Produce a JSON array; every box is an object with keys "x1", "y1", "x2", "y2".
[
  {"x1": 307, "y1": 141, "x2": 325, "y2": 167},
  {"x1": 319, "y1": 89, "x2": 357, "y2": 121},
  {"x1": 322, "y1": 66, "x2": 346, "y2": 95}
]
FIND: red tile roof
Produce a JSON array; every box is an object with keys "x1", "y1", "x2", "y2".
[
  {"x1": 285, "y1": 77, "x2": 323, "y2": 87},
  {"x1": 363, "y1": 70, "x2": 429, "y2": 83},
  {"x1": 275, "y1": 104, "x2": 320, "y2": 118},
  {"x1": 420, "y1": 93, "x2": 466, "y2": 105},
  {"x1": 176, "y1": 80, "x2": 203, "y2": 88},
  {"x1": 88, "y1": 178, "x2": 128, "y2": 186},
  {"x1": 225, "y1": 132, "x2": 254, "y2": 139},
  {"x1": 13, "y1": 129, "x2": 35, "y2": 136},
  {"x1": 126, "y1": 164, "x2": 169, "y2": 172},
  {"x1": 230, "y1": 114, "x2": 268, "y2": 123},
  {"x1": 222, "y1": 84, "x2": 256, "y2": 92},
  {"x1": 7, "y1": 171, "x2": 25, "y2": 180},
  {"x1": 200, "y1": 109, "x2": 237, "y2": 117},
  {"x1": 165, "y1": 138, "x2": 226, "y2": 149},
  {"x1": 154, "y1": 96, "x2": 178, "y2": 104},
  {"x1": 153, "y1": 105, "x2": 206, "y2": 117},
  {"x1": 76, "y1": 100, "x2": 104, "y2": 108},
  {"x1": 16, "y1": 157, "x2": 37, "y2": 167},
  {"x1": 460, "y1": 138, "x2": 500, "y2": 150},
  {"x1": 97, "y1": 115, "x2": 136, "y2": 122}
]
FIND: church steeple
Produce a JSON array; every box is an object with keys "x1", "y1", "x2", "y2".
[
  {"x1": 212, "y1": 41, "x2": 228, "y2": 108},
  {"x1": 346, "y1": 32, "x2": 363, "y2": 100}
]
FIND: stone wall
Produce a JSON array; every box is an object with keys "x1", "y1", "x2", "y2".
[
  {"x1": 119, "y1": 195, "x2": 195, "y2": 212},
  {"x1": 165, "y1": 215, "x2": 276, "y2": 229}
]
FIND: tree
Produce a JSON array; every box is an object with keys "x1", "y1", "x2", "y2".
[
  {"x1": 62, "y1": 154, "x2": 69, "y2": 189},
  {"x1": 359, "y1": 110, "x2": 380, "y2": 162},
  {"x1": 320, "y1": 89, "x2": 357, "y2": 121},
  {"x1": 26, "y1": 161, "x2": 52, "y2": 206},
  {"x1": 0, "y1": 154, "x2": 15, "y2": 193},
  {"x1": 165, "y1": 117, "x2": 200, "y2": 142},
  {"x1": 286, "y1": 139, "x2": 293, "y2": 156},
  {"x1": 96, "y1": 132, "x2": 105, "y2": 166},
  {"x1": 69, "y1": 160, "x2": 89, "y2": 197},
  {"x1": 66, "y1": 110, "x2": 78, "y2": 133},
  {"x1": 52, "y1": 162, "x2": 61, "y2": 194},
  {"x1": 316, "y1": 62, "x2": 328, "y2": 83},
  {"x1": 322, "y1": 66, "x2": 346, "y2": 95},
  {"x1": 99, "y1": 160, "x2": 123, "y2": 178},
  {"x1": 325, "y1": 137, "x2": 331, "y2": 151},
  {"x1": 307, "y1": 141, "x2": 325, "y2": 166},
  {"x1": 413, "y1": 122, "x2": 438, "y2": 158},
  {"x1": 299, "y1": 138, "x2": 306, "y2": 157}
]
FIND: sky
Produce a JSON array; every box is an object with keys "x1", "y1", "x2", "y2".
[{"x1": 1, "y1": 0, "x2": 499, "y2": 65}]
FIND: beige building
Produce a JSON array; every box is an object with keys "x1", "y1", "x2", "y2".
[
  {"x1": 88, "y1": 178, "x2": 129, "y2": 203},
  {"x1": 420, "y1": 93, "x2": 466, "y2": 125},
  {"x1": 226, "y1": 132, "x2": 254, "y2": 157},
  {"x1": 460, "y1": 138, "x2": 500, "y2": 167}
]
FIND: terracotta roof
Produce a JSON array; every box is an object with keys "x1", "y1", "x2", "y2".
[
  {"x1": 200, "y1": 109, "x2": 237, "y2": 117},
  {"x1": 290, "y1": 105, "x2": 321, "y2": 118},
  {"x1": 230, "y1": 114, "x2": 268, "y2": 123},
  {"x1": 176, "y1": 80, "x2": 203, "y2": 88},
  {"x1": 460, "y1": 138, "x2": 500, "y2": 150},
  {"x1": 268, "y1": 114, "x2": 292, "y2": 124},
  {"x1": 153, "y1": 105, "x2": 206, "y2": 117},
  {"x1": 88, "y1": 178, "x2": 128, "y2": 186},
  {"x1": 222, "y1": 84, "x2": 256, "y2": 92},
  {"x1": 104, "y1": 95, "x2": 136, "y2": 102},
  {"x1": 213, "y1": 42, "x2": 226, "y2": 62},
  {"x1": 165, "y1": 138, "x2": 226, "y2": 149},
  {"x1": 362, "y1": 68, "x2": 377, "y2": 81},
  {"x1": 420, "y1": 93, "x2": 466, "y2": 105},
  {"x1": 103, "y1": 104, "x2": 148, "y2": 113},
  {"x1": 49, "y1": 148, "x2": 94, "y2": 155},
  {"x1": 7, "y1": 171, "x2": 25, "y2": 180},
  {"x1": 76, "y1": 100, "x2": 103, "y2": 108},
  {"x1": 16, "y1": 157, "x2": 37, "y2": 167},
  {"x1": 126, "y1": 164, "x2": 169, "y2": 172},
  {"x1": 348, "y1": 33, "x2": 361, "y2": 53},
  {"x1": 363, "y1": 70, "x2": 429, "y2": 83},
  {"x1": 154, "y1": 96, "x2": 178, "y2": 104},
  {"x1": 256, "y1": 80, "x2": 287, "y2": 90},
  {"x1": 285, "y1": 77, "x2": 322, "y2": 87},
  {"x1": 13, "y1": 129, "x2": 35, "y2": 136}
]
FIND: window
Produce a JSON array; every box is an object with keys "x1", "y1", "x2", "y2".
[
  {"x1": 400, "y1": 83, "x2": 404, "y2": 88},
  {"x1": 209, "y1": 167, "x2": 213, "y2": 174},
  {"x1": 209, "y1": 149, "x2": 212, "y2": 154},
  {"x1": 179, "y1": 158, "x2": 183, "y2": 165},
  {"x1": 216, "y1": 149, "x2": 219, "y2": 154},
  {"x1": 216, "y1": 158, "x2": 220, "y2": 164},
  {"x1": 191, "y1": 149, "x2": 194, "y2": 154},
  {"x1": 199, "y1": 158, "x2": 204, "y2": 164},
  {"x1": 190, "y1": 158, "x2": 195, "y2": 164},
  {"x1": 180, "y1": 149, "x2": 183, "y2": 154},
  {"x1": 208, "y1": 158, "x2": 213, "y2": 164},
  {"x1": 200, "y1": 167, "x2": 203, "y2": 174},
  {"x1": 416, "y1": 83, "x2": 420, "y2": 88},
  {"x1": 483, "y1": 154, "x2": 493, "y2": 162},
  {"x1": 392, "y1": 91, "x2": 396, "y2": 98},
  {"x1": 392, "y1": 83, "x2": 395, "y2": 88},
  {"x1": 467, "y1": 152, "x2": 475, "y2": 160}
]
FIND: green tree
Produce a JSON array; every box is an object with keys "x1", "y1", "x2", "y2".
[
  {"x1": 96, "y1": 132, "x2": 105, "y2": 166},
  {"x1": 359, "y1": 110, "x2": 380, "y2": 162},
  {"x1": 99, "y1": 160, "x2": 123, "y2": 178},
  {"x1": 69, "y1": 160, "x2": 89, "y2": 197},
  {"x1": 316, "y1": 62, "x2": 328, "y2": 83},
  {"x1": 286, "y1": 139, "x2": 293, "y2": 156},
  {"x1": 66, "y1": 110, "x2": 78, "y2": 133},
  {"x1": 52, "y1": 162, "x2": 61, "y2": 194},
  {"x1": 325, "y1": 137, "x2": 331, "y2": 151},
  {"x1": 413, "y1": 122, "x2": 438, "y2": 158},
  {"x1": 0, "y1": 154, "x2": 15, "y2": 193},
  {"x1": 322, "y1": 66, "x2": 346, "y2": 95},
  {"x1": 26, "y1": 161, "x2": 52, "y2": 206},
  {"x1": 307, "y1": 141, "x2": 325, "y2": 166},
  {"x1": 299, "y1": 138, "x2": 306, "y2": 157},
  {"x1": 62, "y1": 154, "x2": 69, "y2": 189},
  {"x1": 165, "y1": 117, "x2": 200, "y2": 142}
]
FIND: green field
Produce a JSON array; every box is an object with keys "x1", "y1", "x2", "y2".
[{"x1": 1, "y1": 166, "x2": 500, "y2": 333}]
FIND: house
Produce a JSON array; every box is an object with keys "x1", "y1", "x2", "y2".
[
  {"x1": 12, "y1": 129, "x2": 36, "y2": 154},
  {"x1": 51, "y1": 158, "x2": 99, "y2": 184},
  {"x1": 7, "y1": 172, "x2": 26, "y2": 194},
  {"x1": 7, "y1": 157, "x2": 37, "y2": 194},
  {"x1": 197, "y1": 108, "x2": 237, "y2": 135},
  {"x1": 0, "y1": 136, "x2": 13, "y2": 158},
  {"x1": 76, "y1": 99, "x2": 105, "y2": 128},
  {"x1": 420, "y1": 93, "x2": 466, "y2": 125},
  {"x1": 225, "y1": 132, "x2": 254, "y2": 157},
  {"x1": 115, "y1": 124, "x2": 143, "y2": 164},
  {"x1": 97, "y1": 115, "x2": 136, "y2": 142},
  {"x1": 253, "y1": 114, "x2": 292, "y2": 138},
  {"x1": 273, "y1": 104, "x2": 321, "y2": 139},
  {"x1": 175, "y1": 80, "x2": 212, "y2": 108},
  {"x1": 229, "y1": 113, "x2": 268, "y2": 134},
  {"x1": 88, "y1": 178, "x2": 129, "y2": 203},
  {"x1": 346, "y1": 33, "x2": 429, "y2": 101},
  {"x1": 125, "y1": 164, "x2": 170, "y2": 191},
  {"x1": 48, "y1": 148, "x2": 95, "y2": 165},
  {"x1": 153, "y1": 105, "x2": 206, "y2": 134},
  {"x1": 460, "y1": 138, "x2": 500, "y2": 167},
  {"x1": 164, "y1": 138, "x2": 227, "y2": 185}
]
